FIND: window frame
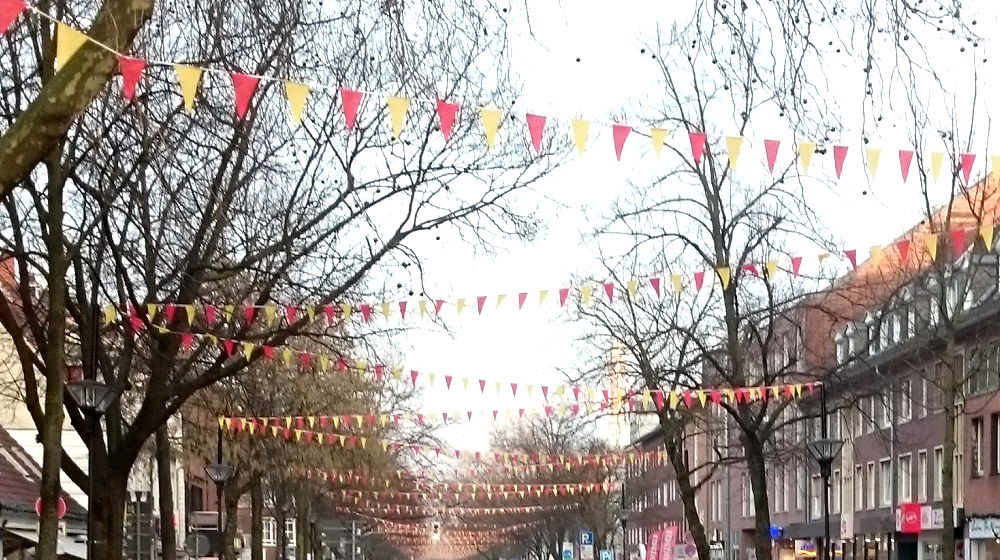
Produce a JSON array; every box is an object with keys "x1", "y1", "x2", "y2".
[
  {"x1": 918, "y1": 450, "x2": 928, "y2": 502},
  {"x1": 933, "y1": 446, "x2": 944, "y2": 501},
  {"x1": 899, "y1": 453, "x2": 912, "y2": 502},
  {"x1": 866, "y1": 461, "x2": 876, "y2": 509},
  {"x1": 263, "y1": 518, "x2": 277, "y2": 547},
  {"x1": 880, "y1": 458, "x2": 892, "y2": 507}
]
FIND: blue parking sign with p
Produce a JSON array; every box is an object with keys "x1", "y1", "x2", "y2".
[
  {"x1": 581, "y1": 532, "x2": 594, "y2": 546},
  {"x1": 600, "y1": 550, "x2": 613, "y2": 560}
]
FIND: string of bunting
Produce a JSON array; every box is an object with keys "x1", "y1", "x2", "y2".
[
  {"x1": 304, "y1": 469, "x2": 616, "y2": 494},
  {"x1": 327, "y1": 482, "x2": 615, "y2": 502},
  {"x1": 4, "y1": 3, "x2": 1000, "y2": 169},
  {"x1": 107, "y1": 223, "x2": 995, "y2": 329},
  {"x1": 332, "y1": 503, "x2": 580, "y2": 517}
]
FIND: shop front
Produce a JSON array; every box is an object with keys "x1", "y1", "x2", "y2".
[{"x1": 966, "y1": 516, "x2": 1000, "y2": 560}]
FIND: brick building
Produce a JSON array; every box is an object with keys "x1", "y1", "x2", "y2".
[{"x1": 625, "y1": 177, "x2": 1000, "y2": 560}]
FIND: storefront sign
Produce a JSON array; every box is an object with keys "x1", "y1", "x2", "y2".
[
  {"x1": 899, "y1": 503, "x2": 922, "y2": 534},
  {"x1": 967, "y1": 517, "x2": 1000, "y2": 540},
  {"x1": 921, "y1": 505, "x2": 946, "y2": 530},
  {"x1": 794, "y1": 540, "x2": 818, "y2": 559}
]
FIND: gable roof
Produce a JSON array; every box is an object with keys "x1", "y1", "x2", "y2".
[{"x1": 0, "y1": 423, "x2": 85, "y2": 517}]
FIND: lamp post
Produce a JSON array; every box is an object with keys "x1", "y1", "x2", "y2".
[
  {"x1": 204, "y1": 425, "x2": 234, "y2": 556},
  {"x1": 806, "y1": 385, "x2": 844, "y2": 560},
  {"x1": 616, "y1": 506, "x2": 636, "y2": 560},
  {"x1": 67, "y1": 379, "x2": 123, "y2": 560}
]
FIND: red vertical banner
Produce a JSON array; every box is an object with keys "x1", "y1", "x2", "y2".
[
  {"x1": 899, "y1": 502, "x2": 921, "y2": 534},
  {"x1": 659, "y1": 526, "x2": 678, "y2": 560},
  {"x1": 647, "y1": 529, "x2": 664, "y2": 560}
]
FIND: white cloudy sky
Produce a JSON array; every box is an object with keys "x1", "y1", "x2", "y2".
[{"x1": 373, "y1": 0, "x2": 1000, "y2": 450}]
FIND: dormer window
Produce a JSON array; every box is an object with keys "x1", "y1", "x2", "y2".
[
  {"x1": 866, "y1": 313, "x2": 880, "y2": 354},
  {"x1": 880, "y1": 311, "x2": 894, "y2": 350},
  {"x1": 835, "y1": 332, "x2": 847, "y2": 364}
]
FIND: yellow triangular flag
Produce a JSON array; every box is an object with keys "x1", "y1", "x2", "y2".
[
  {"x1": 581, "y1": 285, "x2": 593, "y2": 305},
  {"x1": 651, "y1": 128, "x2": 668, "y2": 157},
  {"x1": 669, "y1": 391, "x2": 679, "y2": 410},
  {"x1": 145, "y1": 304, "x2": 157, "y2": 321},
  {"x1": 263, "y1": 305, "x2": 276, "y2": 325},
  {"x1": 798, "y1": 142, "x2": 816, "y2": 173},
  {"x1": 626, "y1": 280, "x2": 638, "y2": 298},
  {"x1": 866, "y1": 147, "x2": 882, "y2": 177},
  {"x1": 725, "y1": 136, "x2": 743, "y2": 169},
  {"x1": 925, "y1": 234, "x2": 939, "y2": 260},
  {"x1": 427, "y1": 373, "x2": 437, "y2": 386},
  {"x1": 55, "y1": 24, "x2": 87, "y2": 71},
  {"x1": 930, "y1": 152, "x2": 944, "y2": 181},
  {"x1": 242, "y1": 342, "x2": 254, "y2": 360},
  {"x1": 480, "y1": 108, "x2": 502, "y2": 148},
  {"x1": 308, "y1": 416, "x2": 316, "y2": 428},
  {"x1": 697, "y1": 391, "x2": 707, "y2": 407},
  {"x1": 539, "y1": 289, "x2": 548, "y2": 304},
  {"x1": 185, "y1": 304, "x2": 196, "y2": 325},
  {"x1": 992, "y1": 155, "x2": 1000, "y2": 178},
  {"x1": 670, "y1": 274, "x2": 682, "y2": 294},
  {"x1": 418, "y1": 300, "x2": 428, "y2": 317},
  {"x1": 456, "y1": 298, "x2": 466, "y2": 314},
  {"x1": 496, "y1": 294, "x2": 506, "y2": 308},
  {"x1": 387, "y1": 96, "x2": 411, "y2": 138},
  {"x1": 380, "y1": 302, "x2": 391, "y2": 318},
  {"x1": 284, "y1": 82, "x2": 310, "y2": 124},
  {"x1": 341, "y1": 303, "x2": 352, "y2": 320},
  {"x1": 571, "y1": 119, "x2": 589, "y2": 153},
  {"x1": 173, "y1": 65, "x2": 203, "y2": 113},
  {"x1": 765, "y1": 260, "x2": 778, "y2": 279},
  {"x1": 717, "y1": 267, "x2": 731, "y2": 289},
  {"x1": 103, "y1": 305, "x2": 117, "y2": 326},
  {"x1": 980, "y1": 224, "x2": 995, "y2": 250},
  {"x1": 870, "y1": 245, "x2": 883, "y2": 265}
]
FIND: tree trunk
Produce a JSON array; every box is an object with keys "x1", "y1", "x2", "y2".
[
  {"x1": 156, "y1": 425, "x2": 177, "y2": 560},
  {"x1": 91, "y1": 467, "x2": 130, "y2": 560},
  {"x1": 941, "y1": 349, "x2": 958, "y2": 560},
  {"x1": 251, "y1": 479, "x2": 264, "y2": 560},
  {"x1": 743, "y1": 432, "x2": 772, "y2": 560},
  {"x1": 36, "y1": 144, "x2": 68, "y2": 560},
  {"x1": 663, "y1": 422, "x2": 711, "y2": 560},
  {"x1": 224, "y1": 485, "x2": 241, "y2": 560},
  {"x1": 295, "y1": 487, "x2": 310, "y2": 560}
]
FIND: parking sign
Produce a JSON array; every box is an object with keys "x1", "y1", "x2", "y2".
[
  {"x1": 581, "y1": 532, "x2": 594, "y2": 546},
  {"x1": 600, "y1": 550, "x2": 613, "y2": 560}
]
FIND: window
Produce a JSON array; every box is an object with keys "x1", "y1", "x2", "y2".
[
  {"x1": 775, "y1": 467, "x2": 784, "y2": 513},
  {"x1": 742, "y1": 473, "x2": 752, "y2": 517},
  {"x1": 881, "y1": 392, "x2": 893, "y2": 428},
  {"x1": 918, "y1": 450, "x2": 928, "y2": 502},
  {"x1": 782, "y1": 465, "x2": 791, "y2": 512},
  {"x1": 832, "y1": 469, "x2": 842, "y2": 514},
  {"x1": 993, "y1": 414, "x2": 1000, "y2": 475},
  {"x1": 188, "y1": 485, "x2": 204, "y2": 512},
  {"x1": 869, "y1": 397, "x2": 878, "y2": 433},
  {"x1": 900, "y1": 380, "x2": 912, "y2": 422},
  {"x1": 855, "y1": 404, "x2": 865, "y2": 436},
  {"x1": 917, "y1": 377, "x2": 928, "y2": 418},
  {"x1": 285, "y1": 518, "x2": 297, "y2": 546},
  {"x1": 796, "y1": 464, "x2": 805, "y2": 510},
  {"x1": 899, "y1": 454, "x2": 912, "y2": 502},
  {"x1": 854, "y1": 465, "x2": 864, "y2": 511},
  {"x1": 836, "y1": 333, "x2": 847, "y2": 363},
  {"x1": 973, "y1": 417, "x2": 985, "y2": 477},
  {"x1": 810, "y1": 475, "x2": 822, "y2": 519},
  {"x1": 263, "y1": 518, "x2": 277, "y2": 547},
  {"x1": 866, "y1": 462, "x2": 876, "y2": 509},
  {"x1": 934, "y1": 447, "x2": 944, "y2": 500},
  {"x1": 880, "y1": 459, "x2": 892, "y2": 506}
]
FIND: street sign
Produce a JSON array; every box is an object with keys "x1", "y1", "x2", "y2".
[
  {"x1": 34, "y1": 497, "x2": 67, "y2": 519},
  {"x1": 600, "y1": 550, "x2": 613, "y2": 560},
  {"x1": 582, "y1": 545, "x2": 595, "y2": 560},
  {"x1": 563, "y1": 541, "x2": 574, "y2": 560},
  {"x1": 581, "y1": 532, "x2": 594, "y2": 546}
]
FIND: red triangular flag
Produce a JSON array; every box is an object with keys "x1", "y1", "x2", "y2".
[
  {"x1": 681, "y1": 391, "x2": 693, "y2": 408},
  {"x1": 117, "y1": 56, "x2": 146, "y2": 101},
  {"x1": 763, "y1": 139, "x2": 780, "y2": 172},
  {"x1": 444, "y1": 375, "x2": 453, "y2": 389},
  {"x1": 951, "y1": 229, "x2": 966, "y2": 254},
  {"x1": 559, "y1": 288, "x2": 569, "y2": 306},
  {"x1": 436, "y1": 99, "x2": 459, "y2": 141},
  {"x1": 242, "y1": 306, "x2": 255, "y2": 325},
  {"x1": 0, "y1": 0, "x2": 25, "y2": 33},
  {"x1": 960, "y1": 153, "x2": 976, "y2": 185},
  {"x1": 833, "y1": 145, "x2": 849, "y2": 179},
  {"x1": 899, "y1": 149, "x2": 914, "y2": 182},
  {"x1": 398, "y1": 301, "x2": 407, "y2": 320},
  {"x1": 511, "y1": 383, "x2": 518, "y2": 396},
  {"x1": 693, "y1": 271, "x2": 705, "y2": 292},
  {"x1": 603, "y1": 282, "x2": 614, "y2": 301},
  {"x1": 541, "y1": 386, "x2": 549, "y2": 400},
  {"x1": 340, "y1": 88, "x2": 363, "y2": 131},
  {"x1": 479, "y1": 379, "x2": 487, "y2": 393},
  {"x1": 896, "y1": 239, "x2": 911, "y2": 262},
  {"x1": 649, "y1": 277, "x2": 661, "y2": 297},
  {"x1": 434, "y1": 299, "x2": 445, "y2": 315},
  {"x1": 164, "y1": 304, "x2": 177, "y2": 322},
  {"x1": 526, "y1": 113, "x2": 546, "y2": 153},
  {"x1": 181, "y1": 333, "x2": 194, "y2": 351},
  {"x1": 360, "y1": 303, "x2": 372, "y2": 323},
  {"x1": 230, "y1": 73, "x2": 259, "y2": 120},
  {"x1": 844, "y1": 249, "x2": 857, "y2": 270},
  {"x1": 410, "y1": 370, "x2": 419, "y2": 384},
  {"x1": 689, "y1": 131, "x2": 707, "y2": 164},
  {"x1": 476, "y1": 295, "x2": 487, "y2": 314},
  {"x1": 790, "y1": 256, "x2": 802, "y2": 276},
  {"x1": 518, "y1": 292, "x2": 527, "y2": 309},
  {"x1": 653, "y1": 391, "x2": 664, "y2": 410},
  {"x1": 323, "y1": 305, "x2": 335, "y2": 324},
  {"x1": 742, "y1": 263, "x2": 759, "y2": 277},
  {"x1": 710, "y1": 389, "x2": 721, "y2": 404},
  {"x1": 612, "y1": 124, "x2": 631, "y2": 161}
]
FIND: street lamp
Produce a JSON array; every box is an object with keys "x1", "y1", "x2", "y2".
[
  {"x1": 616, "y1": 508, "x2": 636, "y2": 560},
  {"x1": 205, "y1": 424, "x2": 234, "y2": 553},
  {"x1": 67, "y1": 378, "x2": 123, "y2": 560},
  {"x1": 806, "y1": 385, "x2": 844, "y2": 560}
]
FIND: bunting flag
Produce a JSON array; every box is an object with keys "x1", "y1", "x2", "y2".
[
  {"x1": 961, "y1": 153, "x2": 976, "y2": 185},
  {"x1": 480, "y1": 108, "x2": 502, "y2": 147},
  {"x1": 54, "y1": 22, "x2": 87, "y2": 71},
  {"x1": 387, "y1": 96, "x2": 411, "y2": 138},
  {"x1": 833, "y1": 145, "x2": 848, "y2": 179},
  {"x1": 436, "y1": 100, "x2": 459, "y2": 141},
  {"x1": 340, "y1": 88, "x2": 364, "y2": 131},
  {"x1": 799, "y1": 141, "x2": 816, "y2": 173},
  {"x1": 899, "y1": 149, "x2": 914, "y2": 182},
  {"x1": 173, "y1": 65, "x2": 202, "y2": 112},
  {"x1": 284, "y1": 82, "x2": 310, "y2": 124},
  {"x1": 0, "y1": 0, "x2": 26, "y2": 33},
  {"x1": 650, "y1": 128, "x2": 668, "y2": 157},
  {"x1": 930, "y1": 152, "x2": 944, "y2": 181},
  {"x1": 525, "y1": 113, "x2": 546, "y2": 153},
  {"x1": 688, "y1": 131, "x2": 707, "y2": 164},
  {"x1": 725, "y1": 136, "x2": 743, "y2": 169},
  {"x1": 117, "y1": 56, "x2": 146, "y2": 100},
  {"x1": 612, "y1": 124, "x2": 630, "y2": 161},
  {"x1": 866, "y1": 147, "x2": 881, "y2": 177},
  {"x1": 571, "y1": 119, "x2": 589, "y2": 153},
  {"x1": 231, "y1": 73, "x2": 259, "y2": 120},
  {"x1": 763, "y1": 139, "x2": 780, "y2": 172}
]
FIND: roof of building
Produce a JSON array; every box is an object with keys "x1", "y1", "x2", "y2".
[{"x1": 0, "y1": 423, "x2": 86, "y2": 517}]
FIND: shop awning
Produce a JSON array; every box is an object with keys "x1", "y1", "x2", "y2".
[{"x1": 4, "y1": 527, "x2": 87, "y2": 559}]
